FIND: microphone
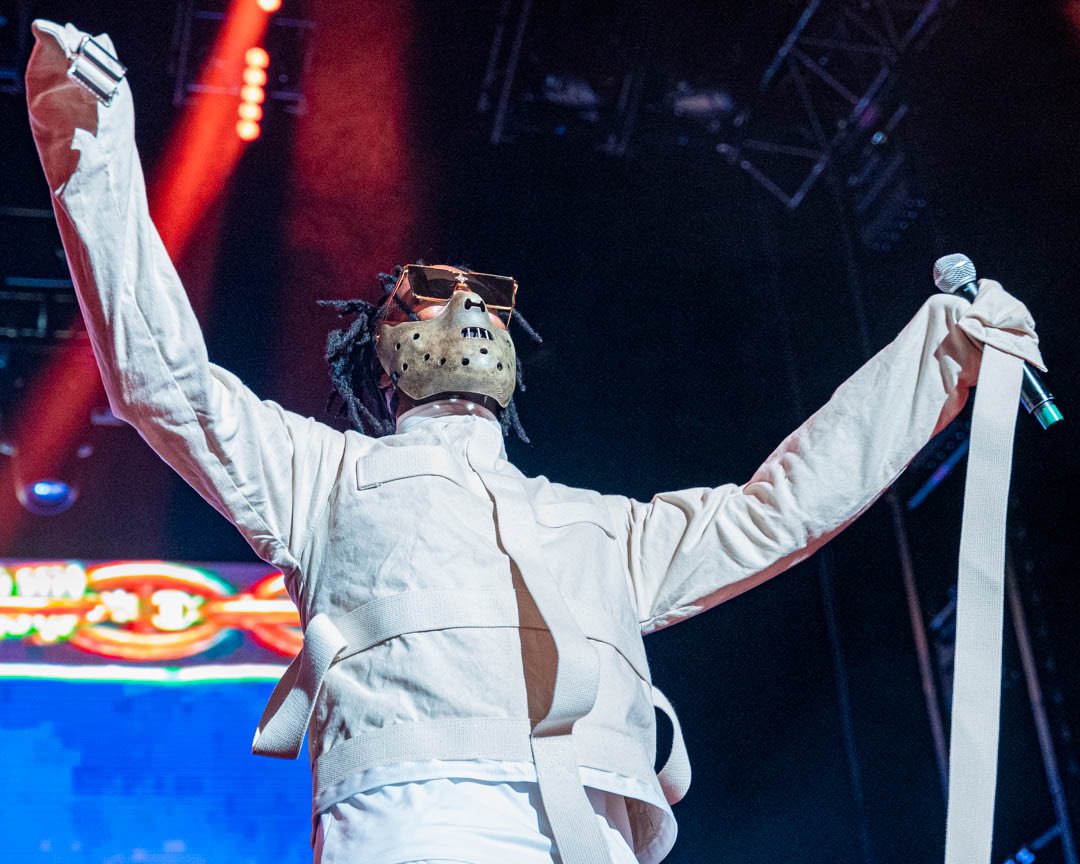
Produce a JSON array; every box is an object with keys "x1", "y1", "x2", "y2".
[{"x1": 933, "y1": 253, "x2": 1063, "y2": 430}]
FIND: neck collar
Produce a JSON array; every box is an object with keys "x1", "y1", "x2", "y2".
[{"x1": 396, "y1": 397, "x2": 500, "y2": 434}]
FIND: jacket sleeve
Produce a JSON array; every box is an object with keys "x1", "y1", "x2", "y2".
[
  {"x1": 25, "y1": 21, "x2": 346, "y2": 579},
  {"x1": 625, "y1": 280, "x2": 1045, "y2": 635}
]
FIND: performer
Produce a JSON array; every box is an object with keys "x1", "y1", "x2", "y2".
[{"x1": 26, "y1": 21, "x2": 1042, "y2": 864}]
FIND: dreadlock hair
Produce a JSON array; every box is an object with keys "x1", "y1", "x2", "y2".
[{"x1": 320, "y1": 265, "x2": 541, "y2": 443}]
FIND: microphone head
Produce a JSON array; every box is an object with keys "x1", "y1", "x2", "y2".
[{"x1": 933, "y1": 253, "x2": 977, "y2": 294}]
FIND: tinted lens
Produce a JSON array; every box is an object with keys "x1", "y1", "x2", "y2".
[{"x1": 408, "y1": 266, "x2": 516, "y2": 309}]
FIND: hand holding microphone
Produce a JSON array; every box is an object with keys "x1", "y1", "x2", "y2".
[{"x1": 933, "y1": 253, "x2": 1062, "y2": 430}]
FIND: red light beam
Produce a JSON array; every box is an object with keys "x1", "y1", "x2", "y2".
[
  {"x1": 149, "y1": 0, "x2": 273, "y2": 266},
  {"x1": 2, "y1": 2, "x2": 277, "y2": 550}
]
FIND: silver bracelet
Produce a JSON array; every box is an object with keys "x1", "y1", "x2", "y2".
[{"x1": 66, "y1": 35, "x2": 127, "y2": 106}]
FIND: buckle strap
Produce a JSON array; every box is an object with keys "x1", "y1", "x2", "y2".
[
  {"x1": 651, "y1": 685, "x2": 691, "y2": 804},
  {"x1": 332, "y1": 587, "x2": 541, "y2": 660}
]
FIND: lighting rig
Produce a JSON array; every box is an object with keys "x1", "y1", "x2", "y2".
[
  {"x1": 476, "y1": 0, "x2": 649, "y2": 156},
  {"x1": 0, "y1": 208, "x2": 104, "y2": 516},
  {"x1": 171, "y1": 0, "x2": 314, "y2": 140},
  {"x1": 477, "y1": 0, "x2": 948, "y2": 254},
  {"x1": 717, "y1": 0, "x2": 952, "y2": 206},
  {"x1": 476, "y1": 3, "x2": 1077, "y2": 860}
]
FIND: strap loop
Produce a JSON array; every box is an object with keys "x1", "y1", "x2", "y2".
[
  {"x1": 252, "y1": 612, "x2": 346, "y2": 758},
  {"x1": 652, "y1": 685, "x2": 692, "y2": 804}
]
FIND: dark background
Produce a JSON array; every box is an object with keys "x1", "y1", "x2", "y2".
[{"x1": 1, "y1": 1, "x2": 1078, "y2": 862}]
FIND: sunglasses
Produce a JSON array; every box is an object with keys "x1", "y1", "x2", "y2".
[{"x1": 385, "y1": 265, "x2": 518, "y2": 322}]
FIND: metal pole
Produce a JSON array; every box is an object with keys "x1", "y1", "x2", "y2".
[
  {"x1": 1006, "y1": 559, "x2": 1078, "y2": 864},
  {"x1": 888, "y1": 491, "x2": 949, "y2": 797},
  {"x1": 754, "y1": 188, "x2": 874, "y2": 864},
  {"x1": 818, "y1": 550, "x2": 876, "y2": 864},
  {"x1": 489, "y1": 0, "x2": 532, "y2": 146},
  {"x1": 476, "y1": 0, "x2": 512, "y2": 113}
]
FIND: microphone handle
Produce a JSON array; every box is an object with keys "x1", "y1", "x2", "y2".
[{"x1": 954, "y1": 280, "x2": 1063, "y2": 430}]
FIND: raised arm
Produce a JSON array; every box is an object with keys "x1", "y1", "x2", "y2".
[
  {"x1": 25, "y1": 21, "x2": 345, "y2": 579},
  {"x1": 624, "y1": 284, "x2": 1044, "y2": 634}
]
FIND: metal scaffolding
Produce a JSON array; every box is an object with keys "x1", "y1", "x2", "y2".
[
  {"x1": 170, "y1": 0, "x2": 314, "y2": 112},
  {"x1": 719, "y1": 0, "x2": 957, "y2": 211}
]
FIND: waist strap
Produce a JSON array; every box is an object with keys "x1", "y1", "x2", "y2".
[
  {"x1": 306, "y1": 685, "x2": 691, "y2": 810},
  {"x1": 251, "y1": 587, "x2": 652, "y2": 760}
]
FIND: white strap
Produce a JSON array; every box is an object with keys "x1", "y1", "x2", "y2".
[
  {"x1": 251, "y1": 613, "x2": 346, "y2": 758},
  {"x1": 652, "y1": 685, "x2": 692, "y2": 804},
  {"x1": 251, "y1": 587, "x2": 653, "y2": 760},
  {"x1": 355, "y1": 444, "x2": 475, "y2": 492},
  {"x1": 252, "y1": 590, "x2": 538, "y2": 758},
  {"x1": 473, "y1": 463, "x2": 613, "y2": 864},
  {"x1": 316, "y1": 718, "x2": 534, "y2": 791},
  {"x1": 309, "y1": 717, "x2": 664, "y2": 850},
  {"x1": 944, "y1": 345, "x2": 1025, "y2": 864},
  {"x1": 312, "y1": 717, "x2": 659, "y2": 800}
]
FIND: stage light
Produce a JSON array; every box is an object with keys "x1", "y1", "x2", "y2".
[
  {"x1": 237, "y1": 102, "x2": 263, "y2": 122},
  {"x1": 236, "y1": 119, "x2": 261, "y2": 141},
  {"x1": 245, "y1": 46, "x2": 270, "y2": 68},
  {"x1": 16, "y1": 479, "x2": 78, "y2": 516},
  {"x1": 257, "y1": 0, "x2": 282, "y2": 13},
  {"x1": 236, "y1": 41, "x2": 269, "y2": 141},
  {"x1": 7, "y1": 435, "x2": 95, "y2": 516}
]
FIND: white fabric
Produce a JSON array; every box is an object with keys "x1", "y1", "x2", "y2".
[
  {"x1": 309, "y1": 757, "x2": 674, "y2": 859},
  {"x1": 315, "y1": 779, "x2": 637, "y2": 864},
  {"x1": 25, "y1": 20, "x2": 1044, "y2": 864},
  {"x1": 467, "y1": 448, "x2": 610, "y2": 864},
  {"x1": 943, "y1": 345, "x2": 1025, "y2": 864},
  {"x1": 397, "y1": 398, "x2": 500, "y2": 430}
]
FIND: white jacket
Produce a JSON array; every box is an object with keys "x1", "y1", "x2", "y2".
[{"x1": 26, "y1": 21, "x2": 1043, "y2": 864}]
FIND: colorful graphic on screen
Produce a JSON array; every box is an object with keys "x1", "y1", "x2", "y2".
[
  {"x1": 0, "y1": 560, "x2": 312, "y2": 864},
  {"x1": 0, "y1": 559, "x2": 300, "y2": 682}
]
